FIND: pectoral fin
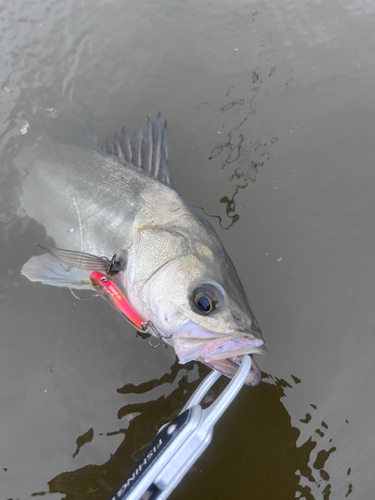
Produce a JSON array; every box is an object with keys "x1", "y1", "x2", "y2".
[
  {"x1": 21, "y1": 253, "x2": 93, "y2": 290},
  {"x1": 40, "y1": 246, "x2": 110, "y2": 273}
]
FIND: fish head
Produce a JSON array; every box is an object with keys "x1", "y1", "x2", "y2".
[{"x1": 125, "y1": 235, "x2": 267, "y2": 386}]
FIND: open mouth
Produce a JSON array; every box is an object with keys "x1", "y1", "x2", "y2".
[
  {"x1": 174, "y1": 331, "x2": 267, "y2": 364},
  {"x1": 172, "y1": 323, "x2": 267, "y2": 386},
  {"x1": 201, "y1": 337, "x2": 267, "y2": 362}
]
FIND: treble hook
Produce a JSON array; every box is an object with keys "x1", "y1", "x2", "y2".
[
  {"x1": 141, "y1": 321, "x2": 172, "y2": 349},
  {"x1": 147, "y1": 335, "x2": 162, "y2": 349}
]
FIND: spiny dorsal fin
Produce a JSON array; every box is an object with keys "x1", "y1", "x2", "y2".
[{"x1": 97, "y1": 113, "x2": 173, "y2": 188}]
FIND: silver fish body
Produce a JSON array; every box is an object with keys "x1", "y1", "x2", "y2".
[{"x1": 17, "y1": 115, "x2": 267, "y2": 385}]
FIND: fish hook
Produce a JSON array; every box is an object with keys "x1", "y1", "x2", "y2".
[
  {"x1": 141, "y1": 321, "x2": 172, "y2": 349},
  {"x1": 147, "y1": 335, "x2": 162, "y2": 349}
]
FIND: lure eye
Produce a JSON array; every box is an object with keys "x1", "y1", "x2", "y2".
[{"x1": 192, "y1": 285, "x2": 221, "y2": 314}]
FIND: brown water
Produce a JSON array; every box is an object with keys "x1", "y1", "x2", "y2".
[{"x1": 1, "y1": 0, "x2": 374, "y2": 498}]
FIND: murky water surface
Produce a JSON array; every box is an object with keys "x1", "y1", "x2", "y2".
[{"x1": 1, "y1": 0, "x2": 374, "y2": 498}]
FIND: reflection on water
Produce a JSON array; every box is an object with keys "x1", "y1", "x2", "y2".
[
  {"x1": 73, "y1": 428, "x2": 94, "y2": 459},
  {"x1": 28, "y1": 363, "x2": 351, "y2": 500},
  {"x1": 205, "y1": 71, "x2": 274, "y2": 228},
  {"x1": 40, "y1": 359, "x2": 207, "y2": 499}
]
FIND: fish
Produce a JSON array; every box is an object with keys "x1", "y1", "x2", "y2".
[{"x1": 16, "y1": 113, "x2": 267, "y2": 386}]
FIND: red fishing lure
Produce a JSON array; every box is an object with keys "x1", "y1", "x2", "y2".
[{"x1": 90, "y1": 271, "x2": 144, "y2": 330}]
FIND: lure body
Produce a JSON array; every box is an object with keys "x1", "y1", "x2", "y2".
[{"x1": 90, "y1": 271, "x2": 143, "y2": 330}]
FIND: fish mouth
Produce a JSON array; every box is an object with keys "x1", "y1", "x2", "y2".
[
  {"x1": 197, "y1": 354, "x2": 262, "y2": 387},
  {"x1": 172, "y1": 321, "x2": 267, "y2": 386},
  {"x1": 200, "y1": 337, "x2": 267, "y2": 362},
  {"x1": 173, "y1": 329, "x2": 267, "y2": 364}
]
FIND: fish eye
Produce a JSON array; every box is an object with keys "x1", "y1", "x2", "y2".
[
  {"x1": 195, "y1": 292, "x2": 213, "y2": 313},
  {"x1": 191, "y1": 285, "x2": 222, "y2": 315}
]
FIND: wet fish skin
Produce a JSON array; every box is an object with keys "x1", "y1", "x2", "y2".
[{"x1": 17, "y1": 115, "x2": 267, "y2": 385}]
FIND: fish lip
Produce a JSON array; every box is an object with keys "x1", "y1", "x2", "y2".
[
  {"x1": 172, "y1": 321, "x2": 267, "y2": 378},
  {"x1": 202, "y1": 338, "x2": 268, "y2": 362},
  {"x1": 201, "y1": 354, "x2": 262, "y2": 387},
  {"x1": 233, "y1": 354, "x2": 261, "y2": 386}
]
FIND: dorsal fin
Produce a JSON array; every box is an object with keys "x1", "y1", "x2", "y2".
[{"x1": 97, "y1": 113, "x2": 173, "y2": 188}]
